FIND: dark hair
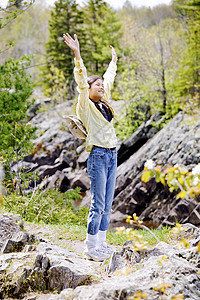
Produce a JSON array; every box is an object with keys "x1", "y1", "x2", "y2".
[{"x1": 87, "y1": 75, "x2": 102, "y2": 88}]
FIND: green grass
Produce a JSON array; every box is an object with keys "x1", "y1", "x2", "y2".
[
  {"x1": 1, "y1": 188, "x2": 172, "y2": 249},
  {"x1": 56, "y1": 223, "x2": 87, "y2": 241},
  {"x1": 50, "y1": 224, "x2": 172, "y2": 248},
  {"x1": 107, "y1": 230, "x2": 127, "y2": 245},
  {"x1": 107, "y1": 225, "x2": 172, "y2": 247},
  {"x1": 136, "y1": 226, "x2": 172, "y2": 247},
  {"x1": 1, "y1": 188, "x2": 89, "y2": 226}
]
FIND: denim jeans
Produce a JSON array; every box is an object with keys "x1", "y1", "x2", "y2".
[{"x1": 87, "y1": 146, "x2": 117, "y2": 235}]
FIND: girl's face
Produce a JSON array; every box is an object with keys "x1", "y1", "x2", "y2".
[{"x1": 89, "y1": 79, "x2": 104, "y2": 102}]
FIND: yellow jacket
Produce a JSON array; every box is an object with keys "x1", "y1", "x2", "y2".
[{"x1": 74, "y1": 58, "x2": 118, "y2": 152}]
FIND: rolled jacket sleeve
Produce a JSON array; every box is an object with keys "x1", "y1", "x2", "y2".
[
  {"x1": 74, "y1": 58, "x2": 88, "y2": 88},
  {"x1": 74, "y1": 58, "x2": 90, "y2": 128}
]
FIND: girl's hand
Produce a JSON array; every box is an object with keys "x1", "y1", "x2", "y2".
[
  {"x1": 63, "y1": 33, "x2": 81, "y2": 60},
  {"x1": 110, "y1": 45, "x2": 118, "y2": 63}
]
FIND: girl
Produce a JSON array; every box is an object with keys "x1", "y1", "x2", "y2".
[{"x1": 63, "y1": 33, "x2": 118, "y2": 261}]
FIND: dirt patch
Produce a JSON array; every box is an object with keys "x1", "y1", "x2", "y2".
[{"x1": 23, "y1": 222, "x2": 85, "y2": 255}]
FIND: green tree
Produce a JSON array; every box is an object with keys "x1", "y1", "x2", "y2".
[
  {"x1": 113, "y1": 48, "x2": 150, "y2": 140},
  {"x1": 113, "y1": 4, "x2": 186, "y2": 139},
  {"x1": 173, "y1": 0, "x2": 200, "y2": 108},
  {"x1": 0, "y1": 0, "x2": 34, "y2": 53},
  {"x1": 118, "y1": 1, "x2": 177, "y2": 29},
  {"x1": 44, "y1": 0, "x2": 86, "y2": 99},
  {"x1": 0, "y1": 56, "x2": 36, "y2": 192},
  {"x1": 45, "y1": 65, "x2": 69, "y2": 104},
  {"x1": 0, "y1": 3, "x2": 50, "y2": 80},
  {"x1": 83, "y1": 0, "x2": 122, "y2": 74},
  {"x1": 143, "y1": 18, "x2": 185, "y2": 114},
  {"x1": 0, "y1": 0, "x2": 35, "y2": 29},
  {"x1": 121, "y1": 17, "x2": 185, "y2": 115},
  {"x1": 0, "y1": 1, "x2": 38, "y2": 194}
]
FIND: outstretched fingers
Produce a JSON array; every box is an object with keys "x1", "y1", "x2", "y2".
[
  {"x1": 63, "y1": 33, "x2": 72, "y2": 40},
  {"x1": 63, "y1": 33, "x2": 72, "y2": 45},
  {"x1": 110, "y1": 45, "x2": 118, "y2": 63},
  {"x1": 63, "y1": 32, "x2": 80, "y2": 59}
]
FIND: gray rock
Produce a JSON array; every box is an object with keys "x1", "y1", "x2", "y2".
[
  {"x1": 110, "y1": 210, "x2": 128, "y2": 224},
  {"x1": 55, "y1": 241, "x2": 200, "y2": 300},
  {"x1": 0, "y1": 213, "x2": 24, "y2": 251},
  {"x1": 19, "y1": 101, "x2": 85, "y2": 192},
  {"x1": 117, "y1": 112, "x2": 163, "y2": 165},
  {"x1": 11, "y1": 160, "x2": 38, "y2": 174},
  {"x1": 1, "y1": 230, "x2": 35, "y2": 254},
  {"x1": 0, "y1": 214, "x2": 99, "y2": 298},
  {"x1": 111, "y1": 112, "x2": 200, "y2": 226},
  {"x1": 34, "y1": 242, "x2": 99, "y2": 292},
  {"x1": 79, "y1": 190, "x2": 91, "y2": 208},
  {"x1": 76, "y1": 145, "x2": 85, "y2": 155},
  {"x1": 77, "y1": 150, "x2": 89, "y2": 168},
  {"x1": 70, "y1": 170, "x2": 90, "y2": 192},
  {"x1": 1, "y1": 213, "x2": 200, "y2": 300}
]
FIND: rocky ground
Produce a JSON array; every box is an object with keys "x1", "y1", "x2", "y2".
[
  {"x1": 0, "y1": 214, "x2": 120, "y2": 300},
  {"x1": 2, "y1": 225, "x2": 97, "y2": 300},
  {"x1": 1, "y1": 213, "x2": 200, "y2": 300},
  {"x1": 2, "y1": 94, "x2": 200, "y2": 299}
]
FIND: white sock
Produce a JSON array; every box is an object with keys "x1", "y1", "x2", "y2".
[
  {"x1": 97, "y1": 230, "x2": 106, "y2": 247},
  {"x1": 85, "y1": 233, "x2": 98, "y2": 250}
]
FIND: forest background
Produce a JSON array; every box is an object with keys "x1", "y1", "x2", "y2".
[{"x1": 0, "y1": 0, "x2": 200, "y2": 227}]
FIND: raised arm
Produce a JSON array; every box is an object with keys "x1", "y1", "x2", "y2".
[
  {"x1": 110, "y1": 45, "x2": 118, "y2": 64},
  {"x1": 103, "y1": 45, "x2": 118, "y2": 102},
  {"x1": 63, "y1": 33, "x2": 81, "y2": 60},
  {"x1": 63, "y1": 33, "x2": 89, "y2": 126},
  {"x1": 63, "y1": 32, "x2": 88, "y2": 92}
]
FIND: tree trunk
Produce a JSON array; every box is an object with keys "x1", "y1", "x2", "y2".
[{"x1": 159, "y1": 33, "x2": 167, "y2": 113}]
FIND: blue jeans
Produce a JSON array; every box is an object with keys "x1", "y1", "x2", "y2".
[{"x1": 87, "y1": 146, "x2": 117, "y2": 235}]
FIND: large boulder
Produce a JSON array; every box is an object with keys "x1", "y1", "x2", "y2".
[
  {"x1": 117, "y1": 112, "x2": 164, "y2": 165},
  {"x1": 0, "y1": 243, "x2": 98, "y2": 298},
  {"x1": 0, "y1": 214, "x2": 99, "y2": 299},
  {"x1": 15, "y1": 101, "x2": 85, "y2": 192},
  {"x1": 111, "y1": 112, "x2": 200, "y2": 226}
]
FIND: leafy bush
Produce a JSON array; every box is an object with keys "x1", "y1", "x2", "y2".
[
  {"x1": 114, "y1": 100, "x2": 150, "y2": 140},
  {"x1": 1, "y1": 188, "x2": 89, "y2": 226},
  {"x1": 0, "y1": 56, "x2": 36, "y2": 193},
  {"x1": 0, "y1": 56, "x2": 35, "y2": 152},
  {"x1": 142, "y1": 160, "x2": 200, "y2": 200}
]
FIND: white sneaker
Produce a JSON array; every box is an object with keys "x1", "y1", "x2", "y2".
[
  {"x1": 84, "y1": 247, "x2": 110, "y2": 262},
  {"x1": 99, "y1": 242, "x2": 115, "y2": 255}
]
